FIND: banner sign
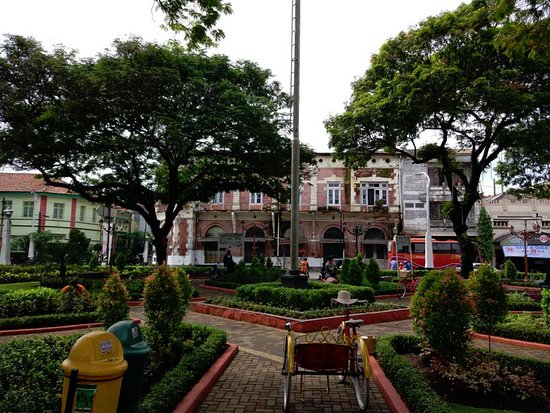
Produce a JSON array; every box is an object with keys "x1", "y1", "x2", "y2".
[
  {"x1": 218, "y1": 233, "x2": 244, "y2": 248},
  {"x1": 501, "y1": 232, "x2": 550, "y2": 258}
]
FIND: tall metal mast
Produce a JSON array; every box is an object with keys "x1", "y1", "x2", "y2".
[{"x1": 289, "y1": 0, "x2": 301, "y2": 271}]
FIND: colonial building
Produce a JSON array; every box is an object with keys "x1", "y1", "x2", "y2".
[
  {"x1": 482, "y1": 193, "x2": 550, "y2": 272},
  {"x1": 0, "y1": 172, "x2": 140, "y2": 264},
  {"x1": 164, "y1": 151, "x2": 480, "y2": 269}
]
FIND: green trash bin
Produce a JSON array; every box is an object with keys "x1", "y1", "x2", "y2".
[{"x1": 108, "y1": 320, "x2": 150, "y2": 413}]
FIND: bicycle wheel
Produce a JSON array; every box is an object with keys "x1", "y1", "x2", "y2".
[
  {"x1": 283, "y1": 372, "x2": 292, "y2": 412},
  {"x1": 351, "y1": 338, "x2": 371, "y2": 412},
  {"x1": 282, "y1": 331, "x2": 294, "y2": 412}
]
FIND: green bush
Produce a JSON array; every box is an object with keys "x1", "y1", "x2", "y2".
[
  {"x1": 143, "y1": 265, "x2": 186, "y2": 367},
  {"x1": 364, "y1": 257, "x2": 381, "y2": 286},
  {"x1": 375, "y1": 335, "x2": 451, "y2": 413},
  {"x1": 0, "y1": 287, "x2": 59, "y2": 318},
  {"x1": 506, "y1": 291, "x2": 541, "y2": 311},
  {"x1": 340, "y1": 256, "x2": 363, "y2": 285},
  {"x1": 235, "y1": 282, "x2": 374, "y2": 311},
  {"x1": 503, "y1": 259, "x2": 518, "y2": 281},
  {"x1": 542, "y1": 288, "x2": 550, "y2": 327},
  {"x1": 96, "y1": 273, "x2": 130, "y2": 328},
  {"x1": 56, "y1": 283, "x2": 93, "y2": 313},
  {"x1": 468, "y1": 264, "x2": 508, "y2": 335},
  {"x1": 138, "y1": 325, "x2": 227, "y2": 413},
  {"x1": 0, "y1": 312, "x2": 98, "y2": 329},
  {"x1": 410, "y1": 269, "x2": 473, "y2": 359},
  {"x1": 0, "y1": 334, "x2": 81, "y2": 412}
]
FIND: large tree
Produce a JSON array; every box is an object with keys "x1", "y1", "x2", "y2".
[
  {"x1": 0, "y1": 35, "x2": 315, "y2": 264},
  {"x1": 325, "y1": 0, "x2": 550, "y2": 276}
]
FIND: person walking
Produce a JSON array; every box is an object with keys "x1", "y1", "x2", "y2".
[{"x1": 299, "y1": 257, "x2": 310, "y2": 276}]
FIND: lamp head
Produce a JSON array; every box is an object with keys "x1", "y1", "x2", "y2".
[{"x1": 2, "y1": 209, "x2": 13, "y2": 218}]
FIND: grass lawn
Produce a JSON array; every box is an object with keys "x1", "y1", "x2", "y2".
[{"x1": 0, "y1": 281, "x2": 40, "y2": 292}]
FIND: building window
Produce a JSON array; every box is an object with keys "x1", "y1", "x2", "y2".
[
  {"x1": 80, "y1": 206, "x2": 86, "y2": 221},
  {"x1": 360, "y1": 183, "x2": 388, "y2": 206},
  {"x1": 327, "y1": 182, "x2": 341, "y2": 206},
  {"x1": 212, "y1": 192, "x2": 224, "y2": 204},
  {"x1": 53, "y1": 203, "x2": 65, "y2": 220},
  {"x1": 250, "y1": 193, "x2": 263, "y2": 204},
  {"x1": 23, "y1": 201, "x2": 34, "y2": 218}
]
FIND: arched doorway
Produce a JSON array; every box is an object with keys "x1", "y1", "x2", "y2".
[
  {"x1": 364, "y1": 227, "x2": 388, "y2": 268},
  {"x1": 322, "y1": 227, "x2": 344, "y2": 262},
  {"x1": 203, "y1": 226, "x2": 224, "y2": 263}
]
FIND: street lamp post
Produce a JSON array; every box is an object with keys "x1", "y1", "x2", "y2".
[
  {"x1": 415, "y1": 172, "x2": 434, "y2": 269},
  {"x1": 510, "y1": 217, "x2": 542, "y2": 282},
  {"x1": 343, "y1": 223, "x2": 369, "y2": 257}
]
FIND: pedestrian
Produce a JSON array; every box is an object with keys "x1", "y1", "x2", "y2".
[
  {"x1": 223, "y1": 249, "x2": 236, "y2": 273},
  {"x1": 323, "y1": 255, "x2": 337, "y2": 280},
  {"x1": 299, "y1": 257, "x2": 310, "y2": 276},
  {"x1": 389, "y1": 257, "x2": 398, "y2": 271}
]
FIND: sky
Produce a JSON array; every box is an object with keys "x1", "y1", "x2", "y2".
[{"x1": 1, "y1": 0, "x2": 470, "y2": 152}]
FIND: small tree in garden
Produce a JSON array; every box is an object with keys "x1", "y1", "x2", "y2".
[
  {"x1": 363, "y1": 257, "x2": 381, "y2": 286},
  {"x1": 176, "y1": 268, "x2": 193, "y2": 306},
  {"x1": 477, "y1": 207, "x2": 494, "y2": 263},
  {"x1": 340, "y1": 256, "x2": 363, "y2": 285},
  {"x1": 96, "y1": 273, "x2": 130, "y2": 328},
  {"x1": 143, "y1": 265, "x2": 185, "y2": 366},
  {"x1": 503, "y1": 259, "x2": 518, "y2": 281},
  {"x1": 468, "y1": 264, "x2": 508, "y2": 351},
  {"x1": 542, "y1": 288, "x2": 550, "y2": 327},
  {"x1": 411, "y1": 269, "x2": 473, "y2": 359}
]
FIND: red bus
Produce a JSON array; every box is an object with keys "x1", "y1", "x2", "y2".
[{"x1": 388, "y1": 235, "x2": 461, "y2": 270}]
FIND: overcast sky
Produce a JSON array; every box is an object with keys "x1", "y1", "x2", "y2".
[{"x1": 1, "y1": 0, "x2": 471, "y2": 152}]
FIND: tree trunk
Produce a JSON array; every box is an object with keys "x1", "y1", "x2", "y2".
[{"x1": 152, "y1": 234, "x2": 169, "y2": 265}]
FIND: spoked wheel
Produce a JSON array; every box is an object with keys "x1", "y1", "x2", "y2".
[
  {"x1": 351, "y1": 373, "x2": 370, "y2": 412},
  {"x1": 351, "y1": 337, "x2": 371, "y2": 412}
]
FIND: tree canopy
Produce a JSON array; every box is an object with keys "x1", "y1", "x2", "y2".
[
  {"x1": 0, "y1": 35, "x2": 315, "y2": 263},
  {"x1": 325, "y1": 0, "x2": 550, "y2": 275},
  {"x1": 153, "y1": 0, "x2": 233, "y2": 49}
]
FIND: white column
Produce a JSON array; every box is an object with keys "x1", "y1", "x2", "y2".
[{"x1": 0, "y1": 210, "x2": 13, "y2": 265}]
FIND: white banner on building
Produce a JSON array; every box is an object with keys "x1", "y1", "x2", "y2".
[{"x1": 218, "y1": 233, "x2": 244, "y2": 248}]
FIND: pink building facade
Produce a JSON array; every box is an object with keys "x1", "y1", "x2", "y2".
[{"x1": 165, "y1": 152, "x2": 402, "y2": 269}]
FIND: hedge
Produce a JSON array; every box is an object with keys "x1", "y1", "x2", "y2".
[
  {"x1": 235, "y1": 282, "x2": 375, "y2": 311},
  {"x1": 0, "y1": 311, "x2": 99, "y2": 330},
  {"x1": 137, "y1": 324, "x2": 228, "y2": 413},
  {"x1": 0, "y1": 287, "x2": 59, "y2": 318}
]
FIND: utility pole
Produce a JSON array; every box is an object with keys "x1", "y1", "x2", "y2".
[{"x1": 289, "y1": 0, "x2": 301, "y2": 272}]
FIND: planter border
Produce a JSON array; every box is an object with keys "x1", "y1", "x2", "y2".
[{"x1": 191, "y1": 302, "x2": 411, "y2": 333}]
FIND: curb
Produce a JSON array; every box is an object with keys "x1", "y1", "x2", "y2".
[
  {"x1": 370, "y1": 356, "x2": 411, "y2": 413},
  {"x1": 0, "y1": 318, "x2": 141, "y2": 336},
  {"x1": 471, "y1": 332, "x2": 550, "y2": 351},
  {"x1": 172, "y1": 343, "x2": 239, "y2": 413}
]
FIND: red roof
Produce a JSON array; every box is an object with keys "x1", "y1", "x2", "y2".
[{"x1": 0, "y1": 172, "x2": 71, "y2": 194}]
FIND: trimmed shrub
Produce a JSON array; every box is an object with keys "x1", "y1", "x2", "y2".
[
  {"x1": 503, "y1": 259, "x2": 518, "y2": 281},
  {"x1": 143, "y1": 265, "x2": 185, "y2": 367},
  {"x1": 340, "y1": 256, "x2": 363, "y2": 286},
  {"x1": 364, "y1": 257, "x2": 381, "y2": 286},
  {"x1": 96, "y1": 273, "x2": 130, "y2": 328},
  {"x1": 542, "y1": 288, "x2": 550, "y2": 327},
  {"x1": 410, "y1": 269, "x2": 473, "y2": 359},
  {"x1": 468, "y1": 264, "x2": 508, "y2": 338},
  {"x1": 0, "y1": 287, "x2": 59, "y2": 317}
]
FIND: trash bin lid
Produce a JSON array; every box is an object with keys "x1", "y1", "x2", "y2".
[
  {"x1": 107, "y1": 320, "x2": 150, "y2": 356},
  {"x1": 61, "y1": 331, "x2": 127, "y2": 377}
]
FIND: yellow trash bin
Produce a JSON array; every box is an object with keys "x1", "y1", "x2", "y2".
[{"x1": 61, "y1": 331, "x2": 128, "y2": 413}]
